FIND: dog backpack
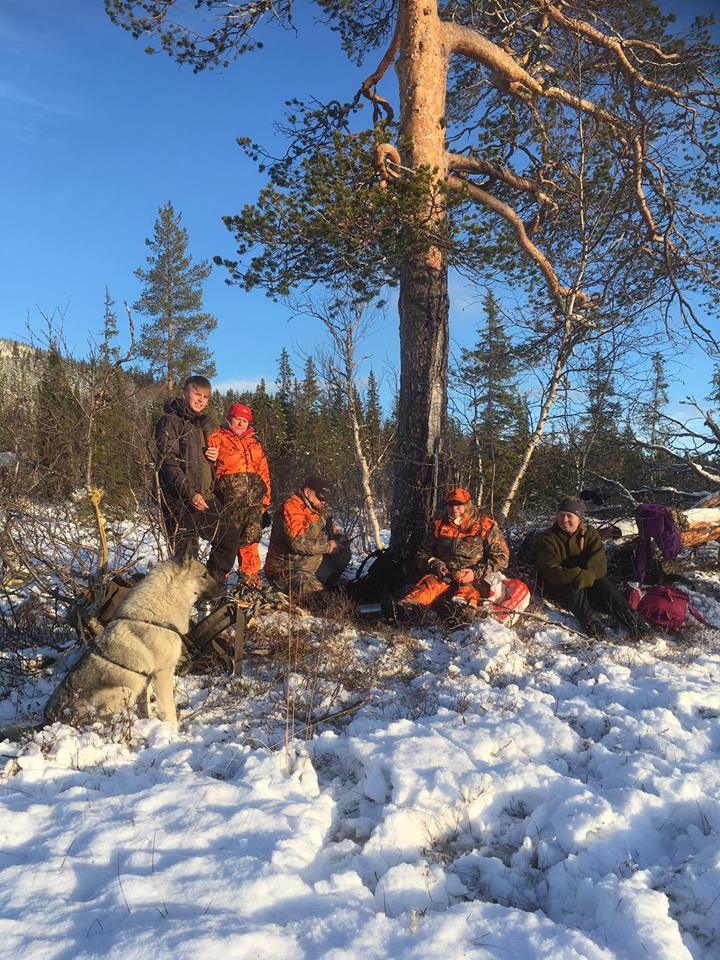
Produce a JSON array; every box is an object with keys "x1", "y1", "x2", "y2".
[{"x1": 627, "y1": 584, "x2": 711, "y2": 631}]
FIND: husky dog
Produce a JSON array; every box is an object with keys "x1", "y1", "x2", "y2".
[{"x1": 46, "y1": 555, "x2": 221, "y2": 729}]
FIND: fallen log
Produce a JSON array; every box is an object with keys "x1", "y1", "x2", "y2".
[
  {"x1": 601, "y1": 506, "x2": 720, "y2": 582},
  {"x1": 602, "y1": 508, "x2": 720, "y2": 548},
  {"x1": 678, "y1": 508, "x2": 720, "y2": 549},
  {"x1": 691, "y1": 492, "x2": 720, "y2": 509}
]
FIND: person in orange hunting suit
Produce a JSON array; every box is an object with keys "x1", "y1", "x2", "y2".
[
  {"x1": 207, "y1": 402, "x2": 271, "y2": 580},
  {"x1": 264, "y1": 474, "x2": 351, "y2": 599},
  {"x1": 402, "y1": 487, "x2": 510, "y2": 608}
]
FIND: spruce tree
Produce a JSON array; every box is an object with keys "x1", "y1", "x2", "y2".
[
  {"x1": 293, "y1": 357, "x2": 321, "y2": 462},
  {"x1": 134, "y1": 202, "x2": 217, "y2": 393},
  {"x1": 640, "y1": 352, "x2": 671, "y2": 488},
  {"x1": 364, "y1": 370, "x2": 382, "y2": 467},
  {"x1": 709, "y1": 366, "x2": 720, "y2": 408},
  {"x1": 300, "y1": 357, "x2": 321, "y2": 415},
  {"x1": 453, "y1": 291, "x2": 526, "y2": 511},
  {"x1": 100, "y1": 287, "x2": 120, "y2": 366},
  {"x1": 34, "y1": 347, "x2": 84, "y2": 499},
  {"x1": 643, "y1": 353, "x2": 670, "y2": 447},
  {"x1": 575, "y1": 343, "x2": 624, "y2": 490},
  {"x1": 275, "y1": 348, "x2": 296, "y2": 451}
]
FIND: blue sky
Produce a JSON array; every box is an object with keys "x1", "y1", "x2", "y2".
[
  {"x1": 1, "y1": 0, "x2": 718, "y2": 411},
  {"x1": 1, "y1": 0, "x2": 378, "y2": 393}
]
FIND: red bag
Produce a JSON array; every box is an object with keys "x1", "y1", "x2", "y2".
[{"x1": 627, "y1": 584, "x2": 712, "y2": 631}]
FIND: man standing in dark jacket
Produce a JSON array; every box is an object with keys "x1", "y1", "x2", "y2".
[
  {"x1": 155, "y1": 375, "x2": 241, "y2": 584},
  {"x1": 536, "y1": 495, "x2": 642, "y2": 639}
]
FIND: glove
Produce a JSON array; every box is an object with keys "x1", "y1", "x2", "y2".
[
  {"x1": 430, "y1": 559, "x2": 449, "y2": 579},
  {"x1": 261, "y1": 510, "x2": 272, "y2": 529}
]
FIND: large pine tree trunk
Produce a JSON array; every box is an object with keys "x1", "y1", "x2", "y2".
[
  {"x1": 390, "y1": 257, "x2": 449, "y2": 553},
  {"x1": 389, "y1": 0, "x2": 450, "y2": 556}
]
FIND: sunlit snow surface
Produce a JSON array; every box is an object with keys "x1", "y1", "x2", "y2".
[{"x1": 2, "y1": 537, "x2": 720, "y2": 959}]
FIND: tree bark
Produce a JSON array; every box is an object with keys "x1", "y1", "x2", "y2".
[
  {"x1": 389, "y1": 0, "x2": 450, "y2": 556},
  {"x1": 391, "y1": 256, "x2": 449, "y2": 553},
  {"x1": 680, "y1": 508, "x2": 720, "y2": 549}
]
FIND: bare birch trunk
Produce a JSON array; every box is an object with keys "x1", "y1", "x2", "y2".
[
  {"x1": 348, "y1": 394, "x2": 384, "y2": 550},
  {"x1": 499, "y1": 343, "x2": 569, "y2": 519}
]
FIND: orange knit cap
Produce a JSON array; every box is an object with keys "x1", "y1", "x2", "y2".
[{"x1": 446, "y1": 487, "x2": 471, "y2": 505}]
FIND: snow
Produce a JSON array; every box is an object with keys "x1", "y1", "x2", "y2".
[{"x1": 2, "y1": 543, "x2": 720, "y2": 957}]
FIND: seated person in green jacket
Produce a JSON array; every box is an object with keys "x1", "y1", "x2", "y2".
[{"x1": 535, "y1": 495, "x2": 642, "y2": 640}]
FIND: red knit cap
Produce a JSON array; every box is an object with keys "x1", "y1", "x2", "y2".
[
  {"x1": 227, "y1": 402, "x2": 253, "y2": 422},
  {"x1": 446, "y1": 487, "x2": 471, "y2": 505}
]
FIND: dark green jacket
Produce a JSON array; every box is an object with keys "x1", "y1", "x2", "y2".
[{"x1": 536, "y1": 522, "x2": 607, "y2": 590}]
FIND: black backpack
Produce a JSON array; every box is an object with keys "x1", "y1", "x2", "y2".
[{"x1": 344, "y1": 547, "x2": 417, "y2": 604}]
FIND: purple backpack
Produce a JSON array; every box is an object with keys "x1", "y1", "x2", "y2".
[
  {"x1": 635, "y1": 504, "x2": 683, "y2": 585},
  {"x1": 627, "y1": 584, "x2": 711, "y2": 631}
]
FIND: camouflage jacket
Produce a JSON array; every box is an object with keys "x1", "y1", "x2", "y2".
[
  {"x1": 417, "y1": 504, "x2": 510, "y2": 582},
  {"x1": 264, "y1": 491, "x2": 340, "y2": 580}
]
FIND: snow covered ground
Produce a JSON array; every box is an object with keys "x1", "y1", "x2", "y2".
[{"x1": 2, "y1": 543, "x2": 720, "y2": 958}]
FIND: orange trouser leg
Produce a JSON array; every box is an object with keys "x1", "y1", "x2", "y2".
[
  {"x1": 238, "y1": 543, "x2": 261, "y2": 577},
  {"x1": 403, "y1": 575, "x2": 450, "y2": 607},
  {"x1": 454, "y1": 584, "x2": 486, "y2": 606}
]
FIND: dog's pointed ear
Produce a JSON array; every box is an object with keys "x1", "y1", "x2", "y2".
[{"x1": 172, "y1": 541, "x2": 195, "y2": 568}]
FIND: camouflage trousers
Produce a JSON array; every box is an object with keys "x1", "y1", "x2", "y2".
[
  {"x1": 219, "y1": 502, "x2": 263, "y2": 575},
  {"x1": 269, "y1": 542, "x2": 351, "y2": 600}
]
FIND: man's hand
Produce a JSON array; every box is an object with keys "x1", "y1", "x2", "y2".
[
  {"x1": 430, "y1": 559, "x2": 449, "y2": 579},
  {"x1": 205, "y1": 446, "x2": 219, "y2": 463},
  {"x1": 190, "y1": 493, "x2": 209, "y2": 511},
  {"x1": 452, "y1": 568, "x2": 474, "y2": 585}
]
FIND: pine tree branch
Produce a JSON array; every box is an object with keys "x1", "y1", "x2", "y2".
[
  {"x1": 356, "y1": 14, "x2": 401, "y2": 123},
  {"x1": 540, "y1": 2, "x2": 715, "y2": 106},
  {"x1": 636, "y1": 441, "x2": 720, "y2": 486},
  {"x1": 446, "y1": 174, "x2": 582, "y2": 311}
]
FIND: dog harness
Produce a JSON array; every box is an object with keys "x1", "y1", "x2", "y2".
[
  {"x1": 94, "y1": 616, "x2": 188, "y2": 679},
  {"x1": 112, "y1": 615, "x2": 186, "y2": 638}
]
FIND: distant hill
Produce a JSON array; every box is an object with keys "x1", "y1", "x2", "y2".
[
  {"x1": 0, "y1": 338, "x2": 50, "y2": 410},
  {"x1": 0, "y1": 337, "x2": 158, "y2": 412}
]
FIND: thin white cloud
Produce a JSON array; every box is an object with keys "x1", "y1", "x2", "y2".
[
  {"x1": 213, "y1": 378, "x2": 269, "y2": 394},
  {"x1": 0, "y1": 79, "x2": 44, "y2": 109}
]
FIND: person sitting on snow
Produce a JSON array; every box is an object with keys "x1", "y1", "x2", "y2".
[
  {"x1": 264, "y1": 474, "x2": 351, "y2": 603},
  {"x1": 535, "y1": 495, "x2": 644, "y2": 640},
  {"x1": 397, "y1": 488, "x2": 528, "y2": 622}
]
